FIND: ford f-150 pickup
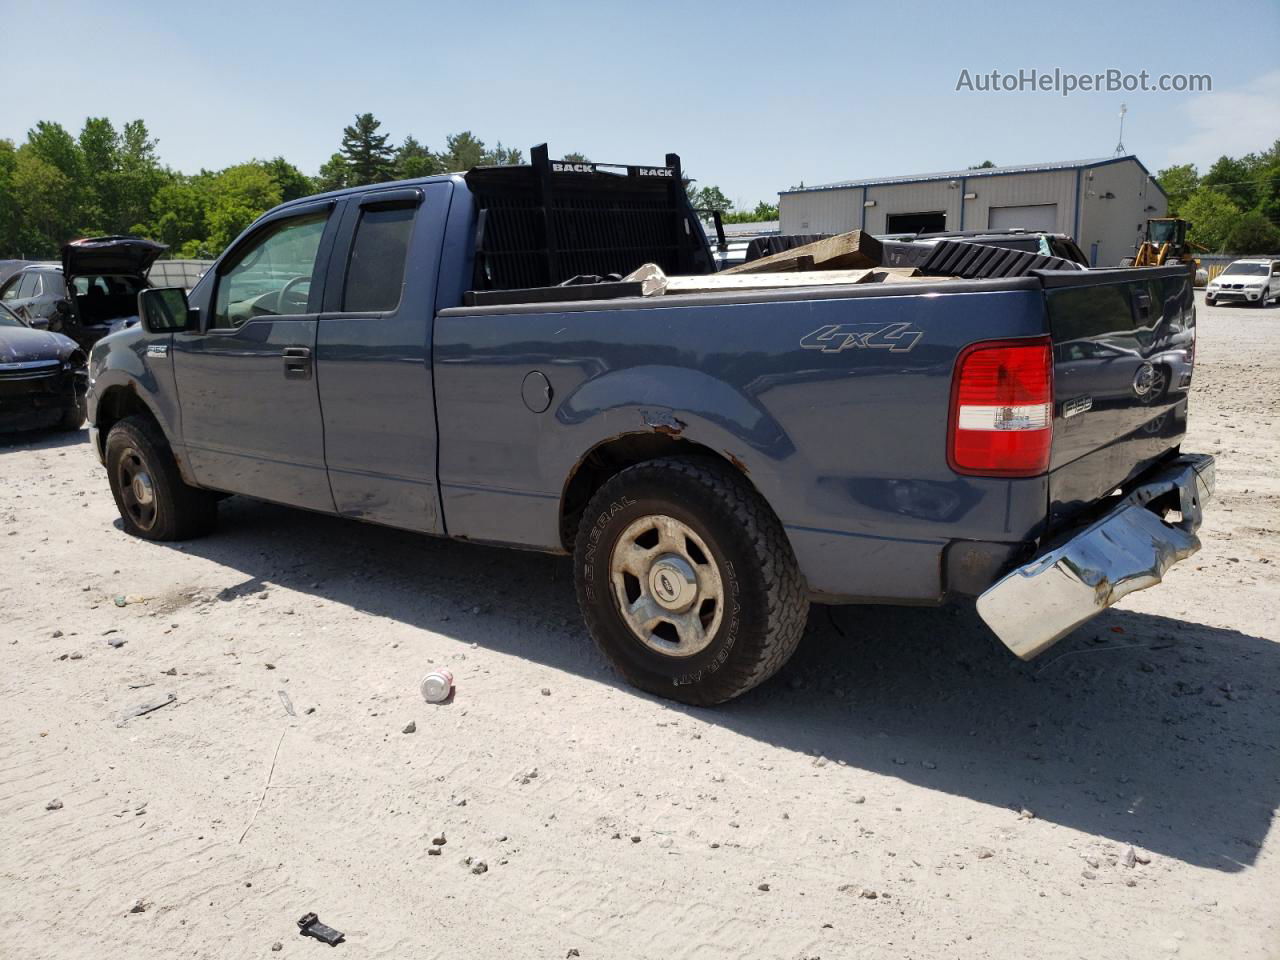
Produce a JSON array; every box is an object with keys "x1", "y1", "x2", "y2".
[{"x1": 87, "y1": 147, "x2": 1215, "y2": 705}]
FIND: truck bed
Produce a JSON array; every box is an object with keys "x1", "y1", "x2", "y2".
[{"x1": 434, "y1": 265, "x2": 1193, "y2": 604}]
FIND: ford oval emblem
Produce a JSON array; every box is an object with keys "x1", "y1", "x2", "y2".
[{"x1": 1132, "y1": 362, "x2": 1157, "y2": 398}]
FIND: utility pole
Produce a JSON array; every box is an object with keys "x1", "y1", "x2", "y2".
[{"x1": 1114, "y1": 103, "x2": 1128, "y2": 157}]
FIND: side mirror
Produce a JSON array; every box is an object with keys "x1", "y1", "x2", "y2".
[{"x1": 138, "y1": 287, "x2": 198, "y2": 334}]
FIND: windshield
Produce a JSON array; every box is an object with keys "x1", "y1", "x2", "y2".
[
  {"x1": 1148, "y1": 221, "x2": 1181, "y2": 244},
  {"x1": 0, "y1": 302, "x2": 25, "y2": 328},
  {"x1": 1222, "y1": 262, "x2": 1269, "y2": 277}
]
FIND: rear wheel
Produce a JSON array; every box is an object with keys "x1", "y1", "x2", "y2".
[
  {"x1": 105, "y1": 415, "x2": 217, "y2": 540},
  {"x1": 574, "y1": 457, "x2": 808, "y2": 705}
]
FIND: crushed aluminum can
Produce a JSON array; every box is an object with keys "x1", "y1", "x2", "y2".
[{"x1": 420, "y1": 667, "x2": 455, "y2": 704}]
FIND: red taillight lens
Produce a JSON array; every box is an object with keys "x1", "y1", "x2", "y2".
[{"x1": 949, "y1": 337, "x2": 1053, "y2": 477}]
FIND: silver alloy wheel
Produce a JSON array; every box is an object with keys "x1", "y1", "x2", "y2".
[
  {"x1": 609, "y1": 514, "x2": 724, "y2": 657},
  {"x1": 117, "y1": 446, "x2": 158, "y2": 531}
]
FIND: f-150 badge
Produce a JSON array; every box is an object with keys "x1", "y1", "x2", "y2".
[{"x1": 800, "y1": 322, "x2": 922, "y2": 354}]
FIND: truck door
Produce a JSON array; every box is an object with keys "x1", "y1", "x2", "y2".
[
  {"x1": 313, "y1": 183, "x2": 448, "y2": 534},
  {"x1": 171, "y1": 201, "x2": 340, "y2": 512}
]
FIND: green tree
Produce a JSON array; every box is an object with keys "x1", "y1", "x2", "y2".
[
  {"x1": 340, "y1": 113, "x2": 395, "y2": 186},
  {"x1": 315, "y1": 153, "x2": 349, "y2": 193},
  {"x1": 1249, "y1": 140, "x2": 1280, "y2": 230},
  {"x1": 204, "y1": 163, "x2": 282, "y2": 253},
  {"x1": 11, "y1": 146, "x2": 78, "y2": 256},
  {"x1": 1202, "y1": 154, "x2": 1257, "y2": 211},
  {"x1": 483, "y1": 142, "x2": 524, "y2": 166},
  {"x1": 0, "y1": 140, "x2": 20, "y2": 257},
  {"x1": 78, "y1": 117, "x2": 120, "y2": 232},
  {"x1": 261, "y1": 156, "x2": 313, "y2": 203},
  {"x1": 114, "y1": 120, "x2": 166, "y2": 235},
  {"x1": 394, "y1": 136, "x2": 441, "y2": 179},
  {"x1": 561, "y1": 152, "x2": 590, "y2": 163},
  {"x1": 1155, "y1": 163, "x2": 1199, "y2": 215},
  {"x1": 724, "y1": 200, "x2": 780, "y2": 223},
  {"x1": 1224, "y1": 210, "x2": 1280, "y2": 254},
  {"x1": 441, "y1": 131, "x2": 487, "y2": 171},
  {"x1": 968, "y1": 160, "x2": 996, "y2": 169},
  {"x1": 148, "y1": 179, "x2": 208, "y2": 255},
  {"x1": 1180, "y1": 188, "x2": 1241, "y2": 252},
  {"x1": 688, "y1": 184, "x2": 732, "y2": 213}
]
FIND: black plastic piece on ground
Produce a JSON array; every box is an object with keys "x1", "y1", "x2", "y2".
[{"x1": 298, "y1": 913, "x2": 344, "y2": 946}]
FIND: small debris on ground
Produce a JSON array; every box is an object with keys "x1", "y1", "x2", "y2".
[
  {"x1": 129, "y1": 898, "x2": 151, "y2": 914},
  {"x1": 45, "y1": 798, "x2": 63, "y2": 811},
  {"x1": 402, "y1": 720, "x2": 416, "y2": 734},
  {"x1": 297, "y1": 913, "x2": 344, "y2": 945}
]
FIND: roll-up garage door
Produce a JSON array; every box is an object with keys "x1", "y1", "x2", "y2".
[{"x1": 988, "y1": 203, "x2": 1058, "y2": 232}]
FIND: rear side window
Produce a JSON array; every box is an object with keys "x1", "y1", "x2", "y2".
[
  {"x1": 343, "y1": 205, "x2": 414, "y2": 312},
  {"x1": 17, "y1": 273, "x2": 41, "y2": 298}
]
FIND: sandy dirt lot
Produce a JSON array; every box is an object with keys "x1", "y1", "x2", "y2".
[{"x1": 2, "y1": 293, "x2": 1277, "y2": 960}]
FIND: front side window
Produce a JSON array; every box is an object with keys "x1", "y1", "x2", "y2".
[
  {"x1": 0, "y1": 277, "x2": 20, "y2": 301},
  {"x1": 212, "y1": 212, "x2": 328, "y2": 329},
  {"x1": 343, "y1": 205, "x2": 415, "y2": 312}
]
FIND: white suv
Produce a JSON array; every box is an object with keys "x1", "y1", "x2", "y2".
[{"x1": 1206, "y1": 258, "x2": 1279, "y2": 306}]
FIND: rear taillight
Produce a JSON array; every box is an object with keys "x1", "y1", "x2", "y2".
[{"x1": 948, "y1": 337, "x2": 1053, "y2": 477}]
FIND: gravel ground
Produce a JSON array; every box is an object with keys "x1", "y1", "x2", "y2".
[{"x1": 1, "y1": 293, "x2": 1277, "y2": 960}]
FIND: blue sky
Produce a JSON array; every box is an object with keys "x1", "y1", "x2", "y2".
[{"x1": 5, "y1": 0, "x2": 1278, "y2": 207}]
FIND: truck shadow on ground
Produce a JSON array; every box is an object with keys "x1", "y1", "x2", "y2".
[
  {"x1": 0, "y1": 426, "x2": 88, "y2": 453},
  {"x1": 153, "y1": 495, "x2": 1278, "y2": 875}
]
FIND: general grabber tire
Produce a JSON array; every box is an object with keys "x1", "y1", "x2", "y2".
[
  {"x1": 105, "y1": 415, "x2": 218, "y2": 541},
  {"x1": 574, "y1": 457, "x2": 809, "y2": 705}
]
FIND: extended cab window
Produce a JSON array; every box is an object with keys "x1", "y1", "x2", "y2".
[
  {"x1": 213, "y1": 212, "x2": 328, "y2": 329},
  {"x1": 343, "y1": 205, "x2": 414, "y2": 312}
]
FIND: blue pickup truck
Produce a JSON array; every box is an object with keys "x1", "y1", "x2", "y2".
[{"x1": 87, "y1": 148, "x2": 1214, "y2": 705}]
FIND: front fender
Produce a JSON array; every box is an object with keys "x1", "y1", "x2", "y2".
[{"x1": 88, "y1": 332, "x2": 189, "y2": 480}]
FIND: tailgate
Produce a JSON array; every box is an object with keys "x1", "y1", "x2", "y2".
[{"x1": 1040, "y1": 266, "x2": 1196, "y2": 530}]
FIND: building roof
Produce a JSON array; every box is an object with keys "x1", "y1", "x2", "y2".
[{"x1": 782, "y1": 155, "x2": 1165, "y2": 197}]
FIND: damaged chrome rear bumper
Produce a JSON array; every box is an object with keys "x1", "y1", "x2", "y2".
[{"x1": 977, "y1": 453, "x2": 1215, "y2": 660}]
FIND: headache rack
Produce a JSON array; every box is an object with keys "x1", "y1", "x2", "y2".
[{"x1": 464, "y1": 145, "x2": 714, "y2": 296}]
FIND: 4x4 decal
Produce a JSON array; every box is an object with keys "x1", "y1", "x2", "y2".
[{"x1": 800, "y1": 322, "x2": 923, "y2": 354}]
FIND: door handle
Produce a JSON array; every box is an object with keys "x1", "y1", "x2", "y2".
[{"x1": 282, "y1": 346, "x2": 312, "y2": 379}]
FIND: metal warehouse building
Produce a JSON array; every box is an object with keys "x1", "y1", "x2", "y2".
[{"x1": 779, "y1": 156, "x2": 1167, "y2": 267}]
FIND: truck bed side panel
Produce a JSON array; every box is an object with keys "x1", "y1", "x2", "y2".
[{"x1": 434, "y1": 283, "x2": 1050, "y2": 603}]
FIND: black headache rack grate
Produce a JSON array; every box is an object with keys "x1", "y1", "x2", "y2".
[{"x1": 464, "y1": 145, "x2": 713, "y2": 295}]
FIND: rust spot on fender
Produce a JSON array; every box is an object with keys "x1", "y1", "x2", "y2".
[
  {"x1": 641, "y1": 409, "x2": 686, "y2": 436},
  {"x1": 724, "y1": 450, "x2": 749, "y2": 474}
]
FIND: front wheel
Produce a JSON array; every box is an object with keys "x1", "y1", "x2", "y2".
[
  {"x1": 574, "y1": 457, "x2": 809, "y2": 705},
  {"x1": 105, "y1": 415, "x2": 218, "y2": 540}
]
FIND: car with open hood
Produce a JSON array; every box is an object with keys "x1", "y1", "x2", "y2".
[
  {"x1": 0, "y1": 236, "x2": 166, "y2": 349},
  {"x1": 0, "y1": 300, "x2": 87, "y2": 431}
]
